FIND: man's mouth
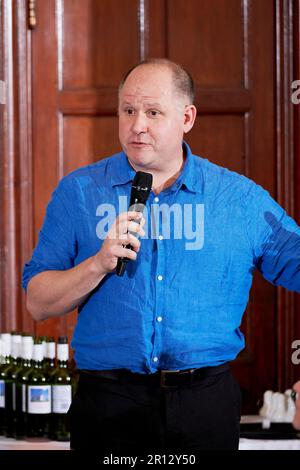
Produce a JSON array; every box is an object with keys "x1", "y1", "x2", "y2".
[{"x1": 129, "y1": 142, "x2": 150, "y2": 148}]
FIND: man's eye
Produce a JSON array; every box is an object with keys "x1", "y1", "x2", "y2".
[
  {"x1": 148, "y1": 110, "x2": 160, "y2": 117},
  {"x1": 124, "y1": 108, "x2": 134, "y2": 115}
]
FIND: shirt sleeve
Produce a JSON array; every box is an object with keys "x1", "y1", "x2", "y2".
[
  {"x1": 22, "y1": 177, "x2": 77, "y2": 292},
  {"x1": 243, "y1": 182, "x2": 300, "y2": 293}
]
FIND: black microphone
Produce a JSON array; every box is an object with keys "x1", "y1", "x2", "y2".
[{"x1": 116, "y1": 171, "x2": 153, "y2": 277}]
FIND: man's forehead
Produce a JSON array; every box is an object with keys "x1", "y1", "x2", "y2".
[
  {"x1": 121, "y1": 68, "x2": 173, "y2": 94},
  {"x1": 121, "y1": 94, "x2": 165, "y2": 104},
  {"x1": 127, "y1": 64, "x2": 172, "y2": 82}
]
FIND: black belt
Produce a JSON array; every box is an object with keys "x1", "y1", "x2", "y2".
[{"x1": 80, "y1": 363, "x2": 229, "y2": 389}]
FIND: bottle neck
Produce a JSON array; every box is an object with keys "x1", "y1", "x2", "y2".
[
  {"x1": 46, "y1": 342, "x2": 56, "y2": 361},
  {"x1": 57, "y1": 344, "x2": 69, "y2": 362},
  {"x1": 33, "y1": 343, "x2": 44, "y2": 365}
]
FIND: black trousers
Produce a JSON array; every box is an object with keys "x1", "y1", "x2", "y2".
[{"x1": 68, "y1": 367, "x2": 241, "y2": 452}]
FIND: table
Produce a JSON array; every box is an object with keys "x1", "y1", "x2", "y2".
[
  {"x1": 239, "y1": 415, "x2": 300, "y2": 449},
  {"x1": 0, "y1": 436, "x2": 69, "y2": 450},
  {"x1": 239, "y1": 438, "x2": 300, "y2": 450},
  {"x1": 1, "y1": 416, "x2": 299, "y2": 450}
]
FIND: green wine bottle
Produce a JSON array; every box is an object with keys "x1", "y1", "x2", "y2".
[
  {"x1": 0, "y1": 333, "x2": 12, "y2": 435},
  {"x1": 26, "y1": 339, "x2": 51, "y2": 438},
  {"x1": 3, "y1": 332, "x2": 22, "y2": 437},
  {"x1": 50, "y1": 336, "x2": 73, "y2": 441},
  {"x1": 15, "y1": 334, "x2": 34, "y2": 439}
]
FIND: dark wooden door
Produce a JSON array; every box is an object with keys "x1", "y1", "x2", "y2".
[{"x1": 2, "y1": 0, "x2": 296, "y2": 413}]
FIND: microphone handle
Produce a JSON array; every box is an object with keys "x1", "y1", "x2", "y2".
[
  {"x1": 116, "y1": 238, "x2": 134, "y2": 277},
  {"x1": 116, "y1": 202, "x2": 145, "y2": 277},
  {"x1": 116, "y1": 256, "x2": 129, "y2": 277}
]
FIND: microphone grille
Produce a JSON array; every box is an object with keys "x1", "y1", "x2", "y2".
[
  {"x1": 132, "y1": 171, "x2": 153, "y2": 190},
  {"x1": 130, "y1": 171, "x2": 153, "y2": 205}
]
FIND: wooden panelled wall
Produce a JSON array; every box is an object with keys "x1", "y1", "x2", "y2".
[{"x1": 0, "y1": 0, "x2": 299, "y2": 413}]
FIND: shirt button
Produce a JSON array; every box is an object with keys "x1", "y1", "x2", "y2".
[
  {"x1": 154, "y1": 197, "x2": 159, "y2": 203},
  {"x1": 158, "y1": 235, "x2": 163, "y2": 240},
  {"x1": 157, "y1": 275, "x2": 163, "y2": 281},
  {"x1": 157, "y1": 316, "x2": 163, "y2": 322},
  {"x1": 153, "y1": 357, "x2": 159, "y2": 363}
]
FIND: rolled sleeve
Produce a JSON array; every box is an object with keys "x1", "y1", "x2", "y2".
[
  {"x1": 244, "y1": 183, "x2": 300, "y2": 292},
  {"x1": 22, "y1": 178, "x2": 77, "y2": 291}
]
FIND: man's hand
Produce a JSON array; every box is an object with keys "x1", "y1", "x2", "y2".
[{"x1": 92, "y1": 211, "x2": 146, "y2": 275}]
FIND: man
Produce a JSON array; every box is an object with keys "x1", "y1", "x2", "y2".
[
  {"x1": 23, "y1": 58, "x2": 300, "y2": 452},
  {"x1": 292, "y1": 381, "x2": 300, "y2": 430}
]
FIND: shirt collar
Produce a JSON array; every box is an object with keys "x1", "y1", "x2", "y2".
[
  {"x1": 110, "y1": 151, "x2": 136, "y2": 187},
  {"x1": 173, "y1": 141, "x2": 200, "y2": 193},
  {"x1": 110, "y1": 141, "x2": 203, "y2": 194}
]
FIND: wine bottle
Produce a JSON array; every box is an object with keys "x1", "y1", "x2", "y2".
[
  {"x1": 26, "y1": 338, "x2": 51, "y2": 438},
  {"x1": 0, "y1": 333, "x2": 12, "y2": 435},
  {"x1": 9, "y1": 333, "x2": 31, "y2": 438},
  {"x1": 15, "y1": 334, "x2": 34, "y2": 439},
  {"x1": 50, "y1": 336, "x2": 73, "y2": 441},
  {"x1": 3, "y1": 332, "x2": 22, "y2": 437}
]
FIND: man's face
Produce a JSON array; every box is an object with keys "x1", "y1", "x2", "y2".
[{"x1": 118, "y1": 65, "x2": 192, "y2": 173}]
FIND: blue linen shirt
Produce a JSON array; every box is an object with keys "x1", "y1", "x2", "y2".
[{"x1": 22, "y1": 142, "x2": 300, "y2": 373}]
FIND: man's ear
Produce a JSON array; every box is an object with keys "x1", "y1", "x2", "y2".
[{"x1": 183, "y1": 105, "x2": 197, "y2": 133}]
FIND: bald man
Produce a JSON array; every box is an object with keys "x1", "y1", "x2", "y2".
[{"x1": 23, "y1": 59, "x2": 300, "y2": 452}]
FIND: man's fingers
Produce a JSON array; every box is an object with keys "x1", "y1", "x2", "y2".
[
  {"x1": 118, "y1": 211, "x2": 143, "y2": 222},
  {"x1": 114, "y1": 244, "x2": 137, "y2": 260},
  {"x1": 127, "y1": 220, "x2": 144, "y2": 234},
  {"x1": 118, "y1": 233, "x2": 141, "y2": 251},
  {"x1": 98, "y1": 212, "x2": 145, "y2": 274},
  {"x1": 112, "y1": 218, "x2": 145, "y2": 238},
  {"x1": 127, "y1": 233, "x2": 141, "y2": 250}
]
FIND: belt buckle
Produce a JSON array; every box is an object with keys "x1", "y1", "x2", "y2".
[{"x1": 160, "y1": 370, "x2": 181, "y2": 389}]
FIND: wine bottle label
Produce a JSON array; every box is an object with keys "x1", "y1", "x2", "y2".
[
  {"x1": 52, "y1": 385, "x2": 72, "y2": 414},
  {"x1": 28, "y1": 385, "x2": 51, "y2": 414},
  {"x1": 22, "y1": 384, "x2": 26, "y2": 412},
  {"x1": 0, "y1": 380, "x2": 5, "y2": 408}
]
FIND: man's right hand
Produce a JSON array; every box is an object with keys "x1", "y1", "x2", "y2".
[{"x1": 92, "y1": 211, "x2": 146, "y2": 275}]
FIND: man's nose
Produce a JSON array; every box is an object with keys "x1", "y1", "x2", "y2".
[{"x1": 131, "y1": 112, "x2": 148, "y2": 134}]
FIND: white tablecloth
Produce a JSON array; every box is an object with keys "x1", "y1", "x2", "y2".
[
  {"x1": 1, "y1": 437, "x2": 300, "y2": 451},
  {"x1": 239, "y1": 438, "x2": 300, "y2": 450},
  {"x1": 0, "y1": 436, "x2": 69, "y2": 450},
  {"x1": 239, "y1": 415, "x2": 300, "y2": 449}
]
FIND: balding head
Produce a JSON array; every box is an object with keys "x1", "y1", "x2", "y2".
[
  {"x1": 119, "y1": 58, "x2": 195, "y2": 105},
  {"x1": 118, "y1": 58, "x2": 197, "y2": 180}
]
